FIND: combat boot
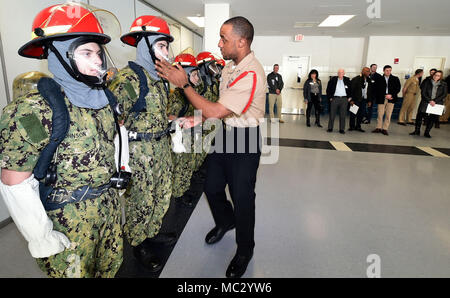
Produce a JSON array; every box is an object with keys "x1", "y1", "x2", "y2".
[
  {"x1": 146, "y1": 232, "x2": 178, "y2": 246},
  {"x1": 133, "y1": 242, "x2": 162, "y2": 273}
]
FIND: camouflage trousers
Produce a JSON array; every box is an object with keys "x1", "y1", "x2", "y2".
[
  {"x1": 124, "y1": 137, "x2": 173, "y2": 247},
  {"x1": 36, "y1": 188, "x2": 123, "y2": 278},
  {"x1": 193, "y1": 124, "x2": 219, "y2": 172},
  {"x1": 171, "y1": 150, "x2": 195, "y2": 198}
]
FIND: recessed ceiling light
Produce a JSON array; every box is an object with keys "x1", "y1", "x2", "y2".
[
  {"x1": 318, "y1": 15, "x2": 355, "y2": 27},
  {"x1": 187, "y1": 16, "x2": 205, "y2": 28}
]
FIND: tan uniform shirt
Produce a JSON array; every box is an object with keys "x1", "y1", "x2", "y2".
[
  {"x1": 218, "y1": 51, "x2": 267, "y2": 128},
  {"x1": 404, "y1": 77, "x2": 419, "y2": 95}
]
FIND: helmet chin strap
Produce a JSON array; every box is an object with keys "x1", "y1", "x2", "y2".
[{"x1": 48, "y1": 42, "x2": 105, "y2": 89}]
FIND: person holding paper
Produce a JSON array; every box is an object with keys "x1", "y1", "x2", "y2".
[
  {"x1": 349, "y1": 67, "x2": 374, "y2": 132},
  {"x1": 410, "y1": 70, "x2": 448, "y2": 138}
]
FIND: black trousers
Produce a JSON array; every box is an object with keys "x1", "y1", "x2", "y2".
[
  {"x1": 415, "y1": 111, "x2": 438, "y2": 133},
  {"x1": 306, "y1": 93, "x2": 321, "y2": 124},
  {"x1": 204, "y1": 125, "x2": 261, "y2": 256},
  {"x1": 366, "y1": 104, "x2": 373, "y2": 123},
  {"x1": 349, "y1": 99, "x2": 366, "y2": 129}
]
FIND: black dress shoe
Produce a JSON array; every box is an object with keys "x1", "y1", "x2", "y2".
[
  {"x1": 410, "y1": 130, "x2": 420, "y2": 135},
  {"x1": 407, "y1": 122, "x2": 415, "y2": 125},
  {"x1": 339, "y1": 130, "x2": 345, "y2": 134},
  {"x1": 397, "y1": 122, "x2": 406, "y2": 126},
  {"x1": 315, "y1": 122, "x2": 323, "y2": 128},
  {"x1": 348, "y1": 127, "x2": 354, "y2": 131},
  {"x1": 177, "y1": 195, "x2": 195, "y2": 208},
  {"x1": 356, "y1": 128, "x2": 365, "y2": 132},
  {"x1": 381, "y1": 129, "x2": 389, "y2": 136},
  {"x1": 205, "y1": 224, "x2": 235, "y2": 245},
  {"x1": 226, "y1": 253, "x2": 253, "y2": 278},
  {"x1": 146, "y1": 232, "x2": 178, "y2": 246},
  {"x1": 133, "y1": 243, "x2": 163, "y2": 272},
  {"x1": 327, "y1": 129, "x2": 333, "y2": 132},
  {"x1": 372, "y1": 128, "x2": 381, "y2": 133},
  {"x1": 424, "y1": 132, "x2": 432, "y2": 138}
]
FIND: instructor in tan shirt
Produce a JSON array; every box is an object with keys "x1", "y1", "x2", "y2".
[{"x1": 156, "y1": 16, "x2": 266, "y2": 278}]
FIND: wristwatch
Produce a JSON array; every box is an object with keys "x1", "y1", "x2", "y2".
[{"x1": 182, "y1": 83, "x2": 191, "y2": 89}]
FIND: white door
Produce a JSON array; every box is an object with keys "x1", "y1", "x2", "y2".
[
  {"x1": 412, "y1": 56, "x2": 446, "y2": 119},
  {"x1": 281, "y1": 56, "x2": 310, "y2": 114}
]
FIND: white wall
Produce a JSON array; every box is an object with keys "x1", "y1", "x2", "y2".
[
  {"x1": 252, "y1": 35, "x2": 366, "y2": 89},
  {"x1": 252, "y1": 35, "x2": 450, "y2": 90},
  {"x1": 367, "y1": 36, "x2": 450, "y2": 86}
]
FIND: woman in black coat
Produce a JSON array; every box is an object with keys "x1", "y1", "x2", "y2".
[
  {"x1": 410, "y1": 70, "x2": 448, "y2": 138},
  {"x1": 303, "y1": 69, "x2": 323, "y2": 127}
]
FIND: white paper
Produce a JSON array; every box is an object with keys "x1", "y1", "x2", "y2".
[
  {"x1": 426, "y1": 104, "x2": 444, "y2": 116},
  {"x1": 349, "y1": 104, "x2": 359, "y2": 115}
]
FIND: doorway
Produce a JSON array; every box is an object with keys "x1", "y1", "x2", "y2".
[{"x1": 281, "y1": 56, "x2": 310, "y2": 114}]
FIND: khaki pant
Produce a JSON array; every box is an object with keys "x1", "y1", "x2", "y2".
[
  {"x1": 376, "y1": 99, "x2": 395, "y2": 130},
  {"x1": 398, "y1": 93, "x2": 417, "y2": 123},
  {"x1": 439, "y1": 94, "x2": 450, "y2": 122},
  {"x1": 268, "y1": 93, "x2": 282, "y2": 119}
]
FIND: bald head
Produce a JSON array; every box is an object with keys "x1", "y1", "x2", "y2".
[
  {"x1": 362, "y1": 67, "x2": 370, "y2": 78},
  {"x1": 337, "y1": 69, "x2": 345, "y2": 79}
]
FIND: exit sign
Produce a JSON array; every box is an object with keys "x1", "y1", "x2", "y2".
[{"x1": 294, "y1": 34, "x2": 304, "y2": 42}]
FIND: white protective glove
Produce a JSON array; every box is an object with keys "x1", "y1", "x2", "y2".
[
  {"x1": 0, "y1": 175, "x2": 71, "y2": 258},
  {"x1": 170, "y1": 119, "x2": 187, "y2": 153},
  {"x1": 114, "y1": 126, "x2": 131, "y2": 172}
]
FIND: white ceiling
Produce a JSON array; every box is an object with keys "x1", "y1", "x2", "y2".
[{"x1": 143, "y1": 0, "x2": 450, "y2": 37}]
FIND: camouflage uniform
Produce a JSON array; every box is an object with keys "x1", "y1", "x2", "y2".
[
  {"x1": 0, "y1": 91, "x2": 123, "y2": 278},
  {"x1": 167, "y1": 86, "x2": 199, "y2": 198},
  {"x1": 193, "y1": 81, "x2": 220, "y2": 171},
  {"x1": 109, "y1": 66, "x2": 172, "y2": 247}
]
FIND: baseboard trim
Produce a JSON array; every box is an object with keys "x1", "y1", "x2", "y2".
[{"x1": 0, "y1": 217, "x2": 12, "y2": 230}]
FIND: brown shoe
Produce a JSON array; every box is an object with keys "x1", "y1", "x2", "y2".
[
  {"x1": 279, "y1": 119, "x2": 285, "y2": 123},
  {"x1": 372, "y1": 128, "x2": 381, "y2": 133},
  {"x1": 381, "y1": 129, "x2": 389, "y2": 135}
]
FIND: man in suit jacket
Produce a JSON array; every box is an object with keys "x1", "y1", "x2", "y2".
[
  {"x1": 326, "y1": 69, "x2": 352, "y2": 134},
  {"x1": 267, "y1": 64, "x2": 285, "y2": 123},
  {"x1": 372, "y1": 65, "x2": 401, "y2": 135},
  {"x1": 364, "y1": 64, "x2": 382, "y2": 123},
  {"x1": 349, "y1": 67, "x2": 374, "y2": 132}
]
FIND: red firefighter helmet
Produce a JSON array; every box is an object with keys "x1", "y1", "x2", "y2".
[
  {"x1": 174, "y1": 53, "x2": 197, "y2": 67},
  {"x1": 18, "y1": 3, "x2": 112, "y2": 59},
  {"x1": 196, "y1": 52, "x2": 215, "y2": 65},
  {"x1": 216, "y1": 58, "x2": 226, "y2": 67},
  {"x1": 121, "y1": 15, "x2": 174, "y2": 47}
]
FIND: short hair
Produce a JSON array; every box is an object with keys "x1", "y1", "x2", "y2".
[
  {"x1": 273, "y1": 64, "x2": 279, "y2": 68},
  {"x1": 383, "y1": 65, "x2": 392, "y2": 71},
  {"x1": 223, "y1": 16, "x2": 254, "y2": 44},
  {"x1": 370, "y1": 64, "x2": 377, "y2": 68},
  {"x1": 415, "y1": 69, "x2": 424, "y2": 76},
  {"x1": 430, "y1": 68, "x2": 437, "y2": 73},
  {"x1": 434, "y1": 70, "x2": 443, "y2": 78}
]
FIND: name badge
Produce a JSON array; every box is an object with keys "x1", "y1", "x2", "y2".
[
  {"x1": 345, "y1": 85, "x2": 348, "y2": 89},
  {"x1": 309, "y1": 82, "x2": 314, "y2": 85}
]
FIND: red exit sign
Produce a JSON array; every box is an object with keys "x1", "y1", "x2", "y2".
[{"x1": 294, "y1": 34, "x2": 304, "y2": 42}]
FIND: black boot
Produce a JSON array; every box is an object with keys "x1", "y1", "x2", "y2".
[
  {"x1": 315, "y1": 113, "x2": 322, "y2": 127},
  {"x1": 146, "y1": 232, "x2": 178, "y2": 246},
  {"x1": 133, "y1": 242, "x2": 163, "y2": 272},
  {"x1": 306, "y1": 117, "x2": 311, "y2": 127}
]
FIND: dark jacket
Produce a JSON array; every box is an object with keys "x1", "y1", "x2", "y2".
[
  {"x1": 267, "y1": 72, "x2": 284, "y2": 94},
  {"x1": 350, "y1": 75, "x2": 375, "y2": 103},
  {"x1": 445, "y1": 75, "x2": 450, "y2": 93},
  {"x1": 303, "y1": 78, "x2": 322, "y2": 102},
  {"x1": 419, "y1": 79, "x2": 448, "y2": 113},
  {"x1": 326, "y1": 76, "x2": 351, "y2": 100},
  {"x1": 374, "y1": 74, "x2": 401, "y2": 104},
  {"x1": 420, "y1": 75, "x2": 432, "y2": 90}
]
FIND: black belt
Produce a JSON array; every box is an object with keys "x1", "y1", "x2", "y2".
[
  {"x1": 334, "y1": 96, "x2": 347, "y2": 98},
  {"x1": 45, "y1": 183, "x2": 111, "y2": 211},
  {"x1": 128, "y1": 125, "x2": 175, "y2": 142}
]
